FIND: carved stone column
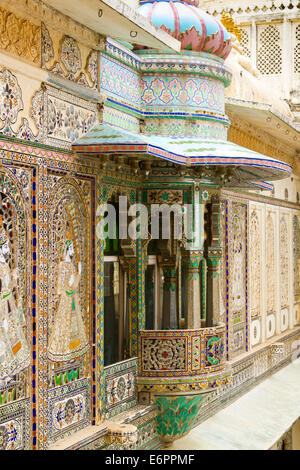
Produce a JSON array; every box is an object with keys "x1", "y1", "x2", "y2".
[
  {"x1": 183, "y1": 251, "x2": 203, "y2": 329},
  {"x1": 159, "y1": 257, "x2": 178, "y2": 329}
]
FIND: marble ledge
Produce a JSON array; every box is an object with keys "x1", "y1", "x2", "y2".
[
  {"x1": 171, "y1": 358, "x2": 300, "y2": 450},
  {"x1": 48, "y1": 424, "x2": 107, "y2": 450}
]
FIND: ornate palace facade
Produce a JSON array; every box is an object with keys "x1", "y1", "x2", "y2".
[{"x1": 0, "y1": 0, "x2": 299, "y2": 450}]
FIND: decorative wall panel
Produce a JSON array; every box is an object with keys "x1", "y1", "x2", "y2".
[
  {"x1": 140, "y1": 75, "x2": 224, "y2": 114},
  {"x1": 104, "y1": 358, "x2": 138, "y2": 419},
  {"x1": 100, "y1": 55, "x2": 140, "y2": 107},
  {"x1": 47, "y1": 378, "x2": 91, "y2": 445},
  {"x1": 266, "y1": 212, "x2": 276, "y2": 337},
  {"x1": 0, "y1": 161, "x2": 32, "y2": 446},
  {"x1": 293, "y1": 215, "x2": 300, "y2": 302},
  {"x1": 280, "y1": 215, "x2": 289, "y2": 309},
  {"x1": 249, "y1": 209, "x2": 261, "y2": 319},
  {"x1": 31, "y1": 84, "x2": 97, "y2": 149},
  {"x1": 0, "y1": 7, "x2": 41, "y2": 64},
  {"x1": 0, "y1": 398, "x2": 30, "y2": 450},
  {"x1": 42, "y1": 23, "x2": 99, "y2": 90},
  {"x1": 47, "y1": 176, "x2": 91, "y2": 363},
  {"x1": 0, "y1": 136, "x2": 99, "y2": 449},
  {"x1": 228, "y1": 200, "x2": 247, "y2": 357},
  {"x1": 219, "y1": 200, "x2": 227, "y2": 321}
]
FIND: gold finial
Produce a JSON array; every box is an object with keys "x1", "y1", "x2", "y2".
[{"x1": 221, "y1": 11, "x2": 242, "y2": 43}]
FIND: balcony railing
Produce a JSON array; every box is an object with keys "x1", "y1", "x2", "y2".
[{"x1": 138, "y1": 323, "x2": 226, "y2": 378}]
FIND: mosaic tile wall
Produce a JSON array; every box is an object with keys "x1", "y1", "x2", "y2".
[
  {"x1": 100, "y1": 54, "x2": 141, "y2": 108},
  {"x1": 104, "y1": 358, "x2": 138, "y2": 419},
  {"x1": 140, "y1": 74, "x2": 224, "y2": 114},
  {"x1": 0, "y1": 134, "x2": 100, "y2": 449}
]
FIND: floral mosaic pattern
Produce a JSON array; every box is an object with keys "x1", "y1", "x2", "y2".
[
  {"x1": 41, "y1": 23, "x2": 54, "y2": 65},
  {"x1": 31, "y1": 84, "x2": 97, "y2": 148},
  {"x1": 142, "y1": 338, "x2": 187, "y2": 372},
  {"x1": 100, "y1": 55, "x2": 140, "y2": 107},
  {"x1": 141, "y1": 75, "x2": 224, "y2": 114},
  {"x1": 0, "y1": 69, "x2": 23, "y2": 128},
  {"x1": 41, "y1": 26, "x2": 98, "y2": 90},
  {"x1": 139, "y1": 326, "x2": 226, "y2": 377},
  {"x1": 61, "y1": 36, "x2": 82, "y2": 75},
  {"x1": 0, "y1": 398, "x2": 30, "y2": 450},
  {"x1": 87, "y1": 50, "x2": 98, "y2": 88},
  {"x1": 52, "y1": 393, "x2": 86, "y2": 432}
]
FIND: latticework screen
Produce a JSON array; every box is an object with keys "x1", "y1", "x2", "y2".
[{"x1": 257, "y1": 24, "x2": 282, "y2": 75}]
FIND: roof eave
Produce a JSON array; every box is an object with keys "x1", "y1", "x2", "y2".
[{"x1": 42, "y1": 0, "x2": 181, "y2": 53}]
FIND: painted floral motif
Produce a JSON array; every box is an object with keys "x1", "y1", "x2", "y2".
[
  {"x1": 141, "y1": 88, "x2": 155, "y2": 104},
  {"x1": 185, "y1": 79, "x2": 198, "y2": 99},
  {"x1": 16, "y1": 118, "x2": 36, "y2": 142},
  {"x1": 150, "y1": 78, "x2": 165, "y2": 97},
  {"x1": 0, "y1": 69, "x2": 23, "y2": 126},
  {"x1": 141, "y1": 75, "x2": 224, "y2": 113},
  {"x1": 160, "y1": 88, "x2": 173, "y2": 104},
  {"x1": 169, "y1": 78, "x2": 182, "y2": 97},
  {"x1": 100, "y1": 56, "x2": 140, "y2": 107},
  {"x1": 61, "y1": 36, "x2": 82, "y2": 74}
]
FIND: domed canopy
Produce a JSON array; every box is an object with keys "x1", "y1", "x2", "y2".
[{"x1": 137, "y1": 0, "x2": 232, "y2": 58}]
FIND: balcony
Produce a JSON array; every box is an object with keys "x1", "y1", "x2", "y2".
[{"x1": 137, "y1": 324, "x2": 231, "y2": 445}]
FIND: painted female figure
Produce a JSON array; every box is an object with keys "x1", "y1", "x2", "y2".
[
  {"x1": 0, "y1": 218, "x2": 30, "y2": 381},
  {"x1": 48, "y1": 232, "x2": 89, "y2": 362}
]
